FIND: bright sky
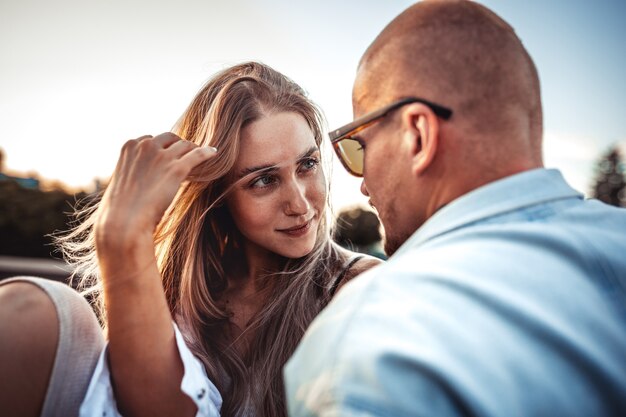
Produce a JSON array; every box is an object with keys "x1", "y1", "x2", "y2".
[{"x1": 1, "y1": 0, "x2": 625, "y2": 210}]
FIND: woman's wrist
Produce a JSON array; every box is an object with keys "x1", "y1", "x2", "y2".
[
  {"x1": 95, "y1": 214, "x2": 158, "y2": 286},
  {"x1": 95, "y1": 212, "x2": 155, "y2": 253}
]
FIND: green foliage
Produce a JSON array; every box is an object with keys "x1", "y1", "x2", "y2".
[
  {"x1": 591, "y1": 146, "x2": 626, "y2": 207},
  {"x1": 0, "y1": 180, "x2": 87, "y2": 258}
]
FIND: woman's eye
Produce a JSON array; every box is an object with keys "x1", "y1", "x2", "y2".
[
  {"x1": 300, "y1": 157, "x2": 320, "y2": 172},
  {"x1": 250, "y1": 175, "x2": 277, "y2": 189}
]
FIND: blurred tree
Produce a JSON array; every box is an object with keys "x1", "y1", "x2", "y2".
[
  {"x1": 0, "y1": 180, "x2": 88, "y2": 258},
  {"x1": 591, "y1": 147, "x2": 626, "y2": 207},
  {"x1": 334, "y1": 207, "x2": 386, "y2": 259}
]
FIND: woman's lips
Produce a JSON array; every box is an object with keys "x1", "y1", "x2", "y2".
[{"x1": 278, "y1": 220, "x2": 313, "y2": 237}]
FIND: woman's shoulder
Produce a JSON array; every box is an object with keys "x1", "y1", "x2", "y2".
[
  {"x1": 331, "y1": 246, "x2": 384, "y2": 296},
  {"x1": 342, "y1": 252, "x2": 384, "y2": 281}
]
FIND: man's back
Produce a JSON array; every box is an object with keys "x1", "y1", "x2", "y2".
[{"x1": 286, "y1": 169, "x2": 626, "y2": 416}]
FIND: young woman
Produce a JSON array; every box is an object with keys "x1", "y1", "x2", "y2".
[{"x1": 0, "y1": 62, "x2": 381, "y2": 417}]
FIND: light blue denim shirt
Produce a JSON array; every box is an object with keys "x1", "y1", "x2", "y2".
[{"x1": 285, "y1": 168, "x2": 626, "y2": 417}]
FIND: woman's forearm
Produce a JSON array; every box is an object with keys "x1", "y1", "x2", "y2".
[
  {"x1": 92, "y1": 134, "x2": 216, "y2": 416},
  {"x1": 98, "y1": 229, "x2": 196, "y2": 417}
]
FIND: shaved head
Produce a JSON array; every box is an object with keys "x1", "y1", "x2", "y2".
[
  {"x1": 356, "y1": 0, "x2": 543, "y2": 168},
  {"x1": 349, "y1": 0, "x2": 547, "y2": 253}
]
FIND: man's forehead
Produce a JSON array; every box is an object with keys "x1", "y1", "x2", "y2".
[
  {"x1": 352, "y1": 65, "x2": 382, "y2": 117},
  {"x1": 352, "y1": 68, "x2": 399, "y2": 118},
  {"x1": 351, "y1": 89, "x2": 369, "y2": 117}
]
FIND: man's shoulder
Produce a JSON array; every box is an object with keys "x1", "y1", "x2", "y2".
[
  {"x1": 293, "y1": 233, "x2": 626, "y2": 373},
  {"x1": 287, "y1": 242, "x2": 626, "y2": 417},
  {"x1": 285, "y1": 262, "x2": 468, "y2": 416}
]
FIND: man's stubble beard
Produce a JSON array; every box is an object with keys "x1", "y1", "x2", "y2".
[
  {"x1": 383, "y1": 227, "x2": 413, "y2": 256},
  {"x1": 380, "y1": 202, "x2": 415, "y2": 257}
]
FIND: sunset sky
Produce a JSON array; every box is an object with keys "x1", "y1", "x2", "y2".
[{"x1": 1, "y1": 0, "x2": 625, "y2": 209}]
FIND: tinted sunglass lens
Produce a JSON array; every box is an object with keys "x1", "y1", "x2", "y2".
[{"x1": 336, "y1": 138, "x2": 363, "y2": 176}]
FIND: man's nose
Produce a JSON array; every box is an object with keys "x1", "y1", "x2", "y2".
[
  {"x1": 360, "y1": 179, "x2": 370, "y2": 197},
  {"x1": 285, "y1": 180, "x2": 310, "y2": 215}
]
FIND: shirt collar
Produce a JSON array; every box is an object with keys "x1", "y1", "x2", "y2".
[{"x1": 394, "y1": 168, "x2": 583, "y2": 256}]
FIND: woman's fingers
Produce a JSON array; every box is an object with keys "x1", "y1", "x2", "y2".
[
  {"x1": 115, "y1": 132, "x2": 217, "y2": 183},
  {"x1": 97, "y1": 134, "x2": 219, "y2": 240},
  {"x1": 177, "y1": 146, "x2": 218, "y2": 175},
  {"x1": 164, "y1": 138, "x2": 219, "y2": 177},
  {"x1": 165, "y1": 139, "x2": 197, "y2": 159},
  {"x1": 152, "y1": 132, "x2": 182, "y2": 149}
]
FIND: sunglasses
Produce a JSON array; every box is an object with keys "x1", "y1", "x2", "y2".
[{"x1": 329, "y1": 97, "x2": 453, "y2": 177}]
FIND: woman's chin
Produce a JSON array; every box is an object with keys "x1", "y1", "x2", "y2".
[{"x1": 276, "y1": 239, "x2": 317, "y2": 259}]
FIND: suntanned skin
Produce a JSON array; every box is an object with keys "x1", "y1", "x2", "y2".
[
  {"x1": 0, "y1": 134, "x2": 217, "y2": 417},
  {"x1": 0, "y1": 283, "x2": 58, "y2": 417},
  {"x1": 95, "y1": 133, "x2": 216, "y2": 417},
  {"x1": 353, "y1": 0, "x2": 544, "y2": 255}
]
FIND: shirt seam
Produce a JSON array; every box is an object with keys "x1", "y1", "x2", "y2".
[{"x1": 414, "y1": 194, "x2": 582, "y2": 250}]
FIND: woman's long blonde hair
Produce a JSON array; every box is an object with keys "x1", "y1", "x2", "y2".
[{"x1": 59, "y1": 62, "x2": 347, "y2": 416}]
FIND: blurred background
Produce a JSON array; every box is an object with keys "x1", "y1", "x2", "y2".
[{"x1": 1, "y1": 0, "x2": 625, "y2": 277}]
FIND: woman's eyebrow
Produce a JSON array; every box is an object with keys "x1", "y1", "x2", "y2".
[
  {"x1": 237, "y1": 164, "x2": 277, "y2": 180},
  {"x1": 237, "y1": 146, "x2": 320, "y2": 179},
  {"x1": 299, "y1": 146, "x2": 320, "y2": 160}
]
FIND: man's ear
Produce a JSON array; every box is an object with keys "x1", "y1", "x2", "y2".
[{"x1": 401, "y1": 103, "x2": 440, "y2": 177}]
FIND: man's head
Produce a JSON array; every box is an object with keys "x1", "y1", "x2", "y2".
[{"x1": 343, "y1": 0, "x2": 544, "y2": 255}]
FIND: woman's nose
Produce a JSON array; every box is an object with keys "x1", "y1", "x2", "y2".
[{"x1": 284, "y1": 180, "x2": 310, "y2": 216}]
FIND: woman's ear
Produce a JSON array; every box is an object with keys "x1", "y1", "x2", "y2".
[{"x1": 401, "y1": 103, "x2": 440, "y2": 177}]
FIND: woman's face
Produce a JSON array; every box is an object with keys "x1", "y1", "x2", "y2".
[{"x1": 227, "y1": 111, "x2": 326, "y2": 260}]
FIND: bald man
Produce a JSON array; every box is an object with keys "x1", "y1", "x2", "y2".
[{"x1": 285, "y1": 1, "x2": 626, "y2": 416}]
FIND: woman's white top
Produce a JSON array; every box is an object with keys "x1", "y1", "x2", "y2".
[
  {"x1": 79, "y1": 323, "x2": 223, "y2": 416},
  {"x1": 79, "y1": 255, "x2": 365, "y2": 416}
]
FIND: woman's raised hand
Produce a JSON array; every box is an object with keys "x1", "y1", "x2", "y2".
[
  {"x1": 93, "y1": 133, "x2": 214, "y2": 416},
  {"x1": 95, "y1": 133, "x2": 217, "y2": 249}
]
